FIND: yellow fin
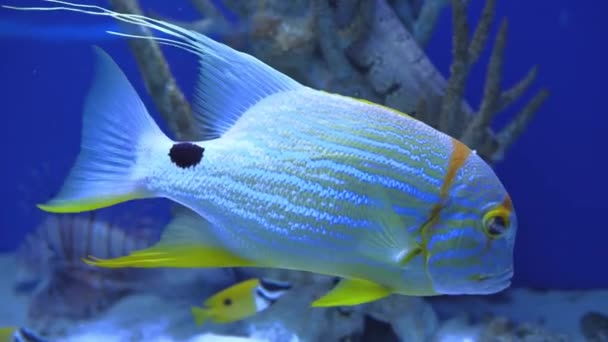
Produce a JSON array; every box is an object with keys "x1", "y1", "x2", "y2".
[
  {"x1": 37, "y1": 193, "x2": 143, "y2": 213},
  {"x1": 191, "y1": 306, "x2": 210, "y2": 326},
  {"x1": 36, "y1": 47, "x2": 164, "y2": 214},
  {"x1": 83, "y1": 243, "x2": 253, "y2": 268},
  {"x1": 83, "y1": 208, "x2": 256, "y2": 269},
  {"x1": 311, "y1": 278, "x2": 392, "y2": 307},
  {"x1": 0, "y1": 327, "x2": 17, "y2": 342}
]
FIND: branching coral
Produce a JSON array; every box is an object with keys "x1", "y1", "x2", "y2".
[
  {"x1": 390, "y1": 0, "x2": 450, "y2": 48},
  {"x1": 441, "y1": 0, "x2": 550, "y2": 161}
]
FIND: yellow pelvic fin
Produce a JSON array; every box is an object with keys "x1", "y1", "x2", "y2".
[
  {"x1": 311, "y1": 278, "x2": 392, "y2": 307},
  {"x1": 83, "y1": 207, "x2": 256, "y2": 269}
]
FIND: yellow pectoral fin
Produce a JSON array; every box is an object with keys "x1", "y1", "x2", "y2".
[
  {"x1": 311, "y1": 278, "x2": 392, "y2": 307},
  {"x1": 191, "y1": 306, "x2": 213, "y2": 326},
  {"x1": 83, "y1": 243, "x2": 255, "y2": 269}
]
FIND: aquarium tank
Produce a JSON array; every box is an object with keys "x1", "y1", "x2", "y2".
[{"x1": 0, "y1": 0, "x2": 606, "y2": 341}]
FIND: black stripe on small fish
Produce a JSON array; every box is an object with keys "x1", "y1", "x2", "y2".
[
  {"x1": 15, "y1": 327, "x2": 48, "y2": 342},
  {"x1": 255, "y1": 288, "x2": 278, "y2": 304},
  {"x1": 259, "y1": 278, "x2": 292, "y2": 292}
]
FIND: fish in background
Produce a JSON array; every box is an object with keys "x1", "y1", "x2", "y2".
[
  {"x1": 5, "y1": 1, "x2": 518, "y2": 308},
  {"x1": 14, "y1": 212, "x2": 157, "y2": 321},
  {"x1": 0, "y1": 326, "x2": 47, "y2": 342},
  {"x1": 191, "y1": 277, "x2": 292, "y2": 325}
]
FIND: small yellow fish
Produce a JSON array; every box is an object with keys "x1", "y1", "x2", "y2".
[
  {"x1": 192, "y1": 278, "x2": 291, "y2": 325},
  {"x1": 0, "y1": 327, "x2": 16, "y2": 342},
  {"x1": 0, "y1": 327, "x2": 46, "y2": 342}
]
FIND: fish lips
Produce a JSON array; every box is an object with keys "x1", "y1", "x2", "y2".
[{"x1": 481, "y1": 268, "x2": 514, "y2": 293}]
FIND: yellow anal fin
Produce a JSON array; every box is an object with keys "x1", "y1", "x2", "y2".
[
  {"x1": 84, "y1": 207, "x2": 258, "y2": 269},
  {"x1": 311, "y1": 278, "x2": 392, "y2": 307},
  {"x1": 83, "y1": 243, "x2": 255, "y2": 269}
]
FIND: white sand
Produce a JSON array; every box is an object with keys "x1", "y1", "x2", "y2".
[{"x1": 430, "y1": 287, "x2": 608, "y2": 340}]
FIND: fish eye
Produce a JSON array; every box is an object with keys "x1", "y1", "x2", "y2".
[
  {"x1": 223, "y1": 298, "x2": 232, "y2": 306},
  {"x1": 482, "y1": 209, "x2": 509, "y2": 238}
]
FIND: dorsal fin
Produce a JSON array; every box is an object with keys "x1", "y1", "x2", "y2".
[
  {"x1": 190, "y1": 37, "x2": 303, "y2": 139},
  {"x1": 3, "y1": 1, "x2": 304, "y2": 140}
]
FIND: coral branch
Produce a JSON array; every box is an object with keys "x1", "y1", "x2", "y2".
[
  {"x1": 109, "y1": 0, "x2": 197, "y2": 141},
  {"x1": 312, "y1": 0, "x2": 376, "y2": 98},
  {"x1": 191, "y1": 0, "x2": 222, "y2": 18},
  {"x1": 312, "y1": 0, "x2": 353, "y2": 80},
  {"x1": 493, "y1": 89, "x2": 550, "y2": 161},
  {"x1": 467, "y1": 0, "x2": 496, "y2": 64},
  {"x1": 498, "y1": 65, "x2": 538, "y2": 112},
  {"x1": 413, "y1": 0, "x2": 449, "y2": 47},
  {"x1": 438, "y1": 0, "x2": 470, "y2": 135},
  {"x1": 479, "y1": 18, "x2": 508, "y2": 127},
  {"x1": 391, "y1": 0, "x2": 416, "y2": 32},
  {"x1": 461, "y1": 18, "x2": 507, "y2": 146}
]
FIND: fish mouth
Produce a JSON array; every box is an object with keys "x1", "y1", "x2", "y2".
[{"x1": 482, "y1": 268, "x2": 514, "y2": 293}]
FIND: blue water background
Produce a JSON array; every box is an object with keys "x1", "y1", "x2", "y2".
[{"x1": 0, "y1": 1, "x2": 606, "y2": 290}]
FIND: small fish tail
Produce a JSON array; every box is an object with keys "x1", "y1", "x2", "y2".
[
  {"x1": 37, "y1": 46, "x2": 169, "y2": 214},
  {"x1": 191, "y1": 306, "x2": 210, "y2": 326}
]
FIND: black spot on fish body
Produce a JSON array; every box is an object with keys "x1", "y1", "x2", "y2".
[
  {"x1": 223, "y1": 298, "x2": 232, "y2": 306},
  {"x1": 169, "y1": 143, "x2": 204, "y2": 169}
]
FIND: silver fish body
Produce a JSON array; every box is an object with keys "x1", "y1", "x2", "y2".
[{"x1": 143, "y1": 88, "x2": 514, "y2": 295}]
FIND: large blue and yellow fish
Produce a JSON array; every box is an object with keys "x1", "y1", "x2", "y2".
[{"x1": 5, "y1": 1, "x2": 517, "y2": 307}]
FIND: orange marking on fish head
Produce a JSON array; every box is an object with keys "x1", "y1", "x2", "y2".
[{"x1": 440, "y1": 139, "x2": 472, "y2": 198}]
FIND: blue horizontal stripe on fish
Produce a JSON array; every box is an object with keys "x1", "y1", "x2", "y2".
[
  {"x1": 273, "y1": 128, "x2": 442, "y2": 204},
  {"x1": 158, "y1": 89, "x2": 459, "y2": 280}
]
